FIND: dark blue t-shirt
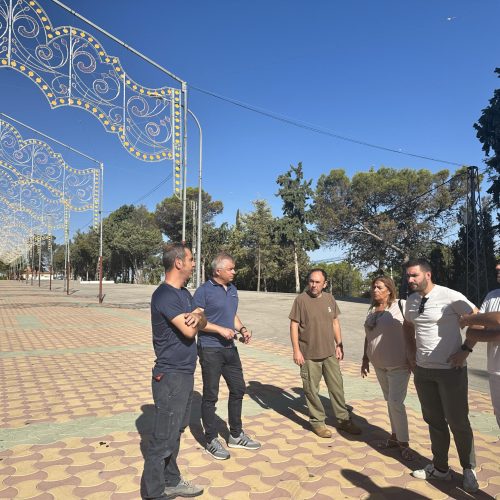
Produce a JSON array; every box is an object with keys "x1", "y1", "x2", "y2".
[
  {"x1": 151, "y1": 283, "x2": 197, "y2": 376},
  {"x1": 193, "y1": 280, "x2": 238, "y2": 348}
]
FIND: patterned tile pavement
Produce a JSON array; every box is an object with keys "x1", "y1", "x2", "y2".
[{"x1": 0, "y1": 281, "x2": 498, "y2": 499}]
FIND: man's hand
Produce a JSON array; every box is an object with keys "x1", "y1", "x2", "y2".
[
  {"x1": 407, "y1": 357, "x2": 416, "y2": 373},
  {"x1": 335, "y1": 344, "x2": 344, "y2": 361},
  {"x1": 184, "y1": 312, "x2": 206, "y2": 330},
  {"x1": 448, "y1": 349, "x2": 469, "y2": 368},
  {"x1": 293, "y1": 349, "x2": 305, "y2": 366},
  {"x1": 218, "y1": 327, "x2": 236, "y2": 340},
  {"x1": 361, "y1": 357, "x2": 369, "y2": 378},
  {"x1": 240, "y1": 329, "x2": 252, "y2": 344},
  {"x1": 459, "y1": 314, "x2": 484, "y2": 330}
]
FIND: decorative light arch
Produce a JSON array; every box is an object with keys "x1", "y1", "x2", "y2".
[
  {"x1": 0, "y1": 116, "x2": 101, "y2": 264},
  {"x1": 0, "y1": 0, "x2": 183, "y2": 195}
]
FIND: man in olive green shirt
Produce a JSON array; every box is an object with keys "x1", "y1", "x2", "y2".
[{"x1": 289, "y1": 268, "x2": 361, "y2": 438}]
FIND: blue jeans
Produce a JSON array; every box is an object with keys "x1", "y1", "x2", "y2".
[
  {"x1": 142, "y1": 372, "x2": 193, "y2": 499},
  {"x1": 198, "y1": 346, "x2": 246, "y2": 442}
]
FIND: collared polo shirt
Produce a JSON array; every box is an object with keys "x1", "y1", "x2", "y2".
[{"x1": 193, "y1": 279, "x2": 238, "y2": 348}]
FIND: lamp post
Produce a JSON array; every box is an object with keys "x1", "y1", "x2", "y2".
[
  {"x1": 187, "y1": 108, "x2": 203, "y2": 288},
  {"x1": 150, "y1": 93, "x2": 203, "y2": 287}
]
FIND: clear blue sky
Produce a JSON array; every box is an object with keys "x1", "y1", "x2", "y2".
[{"x1": 1, "y1": 0, "x2": 499, "y2": 260}]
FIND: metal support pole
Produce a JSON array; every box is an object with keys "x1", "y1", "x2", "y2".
[
  {"x1": 98, "y1": 163, "x2": 104, "y2": 303},
  {"x1": 66, "y1": 256, "x2": 70, "y2": 296},
  {"x1": 187, "y1": 109, "x2": 203, "y2": 288},
  {"x1": 191, "y1": 200, "x2": 197, "y2": 284},
  {"x1": 181, "y1": 82, "x2": 188, "y2": 242},
  {"x1": 31, "y1": 237, "x2": 34, "y2": 286},
  {"x1": 465, "y1": 166, "x2": 488, "y2": 304},
  {"x1": 38, "y1": 235, "x2": 41, "y2": 287}
]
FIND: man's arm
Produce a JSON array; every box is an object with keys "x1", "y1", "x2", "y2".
[
  {"x1": 466, "y1": 327, "x2": 500, "y2": 343},
  {"x1": 191, "y1": 306, "x2": 235, "y2": 340},
  {"x1": 361, "y1": 337, "x2": 369, "y2": 377},
  {"x1": 290, "y1": 320, "x2": 304, "y2": 366},
  {"x1": 332, "y1": 317, "x2": 344, "y2": 361},
  {"x1": 234, "y1": 314, "x2": 251, "y2": 344},
  {"x1": 403, "y1": 319, "x2": 416, "y2": 370},
  {"x1": 171, "y1": 311, "x2": 207, "y2": 339},
  {"x1": 448, "y1": 307, "x2": 479, "y2": 368},
  {"x1": 460, "y1": 311, "x2": 500, "y2": 329}
]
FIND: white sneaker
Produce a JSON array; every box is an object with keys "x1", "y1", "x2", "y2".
[
  {"x1": 463, "y1": 468, "x2": 479, "y2": 493},
  {"x1": 411, "y1": 463, "x2": 451, "y2": 481}
]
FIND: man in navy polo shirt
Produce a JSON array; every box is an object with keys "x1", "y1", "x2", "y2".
[
  {"x1": 142, "y1": 243, "x2": 207, "y2": 500},
  {"x1": 193, "y1": 252, "x2": 261, "y2": 460}
]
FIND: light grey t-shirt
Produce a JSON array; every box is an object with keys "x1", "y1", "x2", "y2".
[
  {"x1": 405, "y1": 285, "x2": 475, "y2": 369},
  {"x1": 480, "y1": 289, "x2": 500, "y2": 375}
]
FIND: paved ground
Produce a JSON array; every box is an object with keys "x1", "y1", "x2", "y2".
[{"x1": 0, "y1": 280, "x2": 498, "y2": 499}]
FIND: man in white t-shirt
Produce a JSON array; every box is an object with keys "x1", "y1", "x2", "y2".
[
  {"x1": 403, "y1": 259, "x2": 479, "y2": 493},
  {"x1": 459, "y1": 261, "x2": 500, "y2": 428}
]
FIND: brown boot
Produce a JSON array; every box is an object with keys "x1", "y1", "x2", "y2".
[
  {"x1": 311, "y1": 425, "x2": 332, "y2": 438},
  {"x1": 338, "y1": 419, "x2": 362, "y2": 435}
]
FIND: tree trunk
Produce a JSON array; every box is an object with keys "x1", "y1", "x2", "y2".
[
  {"x1": 257, "y1": 246, "x2": 261, "y2": 292},
  {"x1": 293, "y1": 243, "x2": 300, "y2": 293}
]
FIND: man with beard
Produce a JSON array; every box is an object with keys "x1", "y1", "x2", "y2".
[
  {"x1": 403, "y1": 259, "x2": 479, "y2": 493},
  {"x1": 142, "y1": 243, "x2": 206, "y2": 500},
  {"x1": 459, "y1": 260, "x2": 500, "y2": 428},
  {"x1": 289, "y1": 268, "x2": 361, "y2": 438}
]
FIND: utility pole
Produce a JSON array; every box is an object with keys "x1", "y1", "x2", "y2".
[{"x1": 465, "y1": 166, "x2": 488, "y2": 305}]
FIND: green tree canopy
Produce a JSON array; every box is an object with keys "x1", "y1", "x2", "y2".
[
  {"x1": 474, "y1": 68, "x2": 500, "y2": 207},
  {"x1": 276, "y1": 162, "x2": 319, "y2": 292},
  {"x1": 154, "y1": 188, "x2": 223, "y2": 244},
  {"x1": 312, "y1": 166, "x2": 468, "y2": 270},
  {"x1": 315, "y1": 261, "x2": 364, "y2": 297},
  {"x1": 71, "y1": 204, "x2": 163, "y2": 283},
  {"x1": 239, "y1": 200, "x2": 277, "y2": 292}
]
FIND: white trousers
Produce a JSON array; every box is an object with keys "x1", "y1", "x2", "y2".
[{"x1": 374, "y1": 366, "x2": 411, "y2": 442}]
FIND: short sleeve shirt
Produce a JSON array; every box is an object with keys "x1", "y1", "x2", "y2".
[
  {"x1": 151, "y1": 283, "x2": 197, "y2": 376},
  {"x1": 405, "y1": 285, "x2": 475, "y2": 369},
  {"x1": 479, "y1": 288, "x2": 500, "y2": 375},
  {"x1": 193, "y1": 280, "x2": 238, "y2": 348},
  {"x1": 364, "y1": 300, "x2": 408, "y2": 369},
  {"x1": 288, "y1": 291, "x2": 341, "y2": 360}
]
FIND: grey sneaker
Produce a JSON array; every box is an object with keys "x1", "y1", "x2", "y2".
[
  {"x1": 227, "y1": 431, "x2": 261, "y2": 450},
  {"x1": 164, "y1": 479, "x2": 203, "y2": 499},
  {"x1": 205, "y1": 438, "x2": 230, "y2": 460},
  {"x1": 411, "y1": 463, "x2": 451, "y2": 481},
  {"x1": 463, "y1": 468, "x2": 479, "y2": 493}
]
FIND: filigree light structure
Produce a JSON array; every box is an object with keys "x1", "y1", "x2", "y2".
[
  {"x1": 0, "y1": 0, "x2": 183, "y2": 196},
  {"x1": 0, "y1": 117, "x2": 101, "y2": 263}
]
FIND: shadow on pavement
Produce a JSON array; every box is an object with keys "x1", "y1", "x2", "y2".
[
  {"x1": 248, "y1": 382, "x2": 432, "y2": 471},
  {"x1": 343, "y1": 468, "x2": 496, "y2": 500},
  {"x1": 135, "y1": 404, "x2": 155, "y2": 459},
  {"x1": 247, "y1": 381, "x2": 310, "y2": 430},
  {"x1": 342, "y1": 469, "x2": 428, "y2": 499},
  {"x1": 188, "y1": 390, "x2": 230, "y2": 447}
]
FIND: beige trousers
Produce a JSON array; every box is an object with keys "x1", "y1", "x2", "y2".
[
  {"x1": 300, "y1": 355, "x2": 350, "y2": 425},
  {"x1": 374, "y1": 366, "x2": 410, "y2": 442}
]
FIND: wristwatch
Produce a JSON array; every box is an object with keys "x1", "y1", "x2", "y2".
[{"x1": 461, "y1": 343, "x2": 473, "y2": 353}]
